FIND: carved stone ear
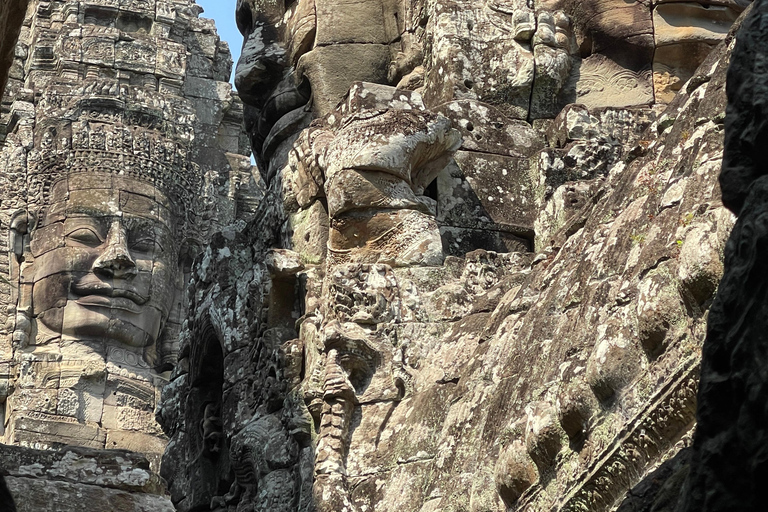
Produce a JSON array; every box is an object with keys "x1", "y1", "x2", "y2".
[
  {"x1": 178, "y1": 238, "x2": 201, "y2": 278},
  {"x1": 9, "y1": 209, "x2": 28, "y2": 263},
  {"x1": 8, "y1": 210, "x2": 32, "y2": 352}
]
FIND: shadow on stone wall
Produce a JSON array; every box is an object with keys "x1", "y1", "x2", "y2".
[{"x1": 0, "y1": 473, "x2": 16, "y2": 512}]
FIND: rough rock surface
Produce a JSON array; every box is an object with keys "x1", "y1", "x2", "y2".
[
  {"x1": 156, "y1": 2, "x2": 748, "y2": 512},
  {"x1": 0, "y1": 444, "x2": 173, "y2": 511},
  {"x1": 0, "y1": 470, "x2": 15, "y2": 511}
]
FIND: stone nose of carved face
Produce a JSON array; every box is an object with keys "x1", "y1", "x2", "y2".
[{"x1": 92, "y1": 220, "x2": 137, "y2": 279}]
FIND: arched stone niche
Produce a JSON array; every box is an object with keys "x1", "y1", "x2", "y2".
[{"x1": 183, "y1": 319, "x2": 232, "y2": 510}]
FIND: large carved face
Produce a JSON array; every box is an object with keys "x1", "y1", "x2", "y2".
[
  {"x1": 236, "y1": 0, "x2": 749, "y2": 135},
  {"x1": 28, "y1": 175, "x2": 177, "y2": 350}
]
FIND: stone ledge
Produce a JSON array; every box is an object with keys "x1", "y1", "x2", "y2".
[
  {"x1": 0, "y1": 444, "x2": 165, "y2": 495},
  {"x1": 6, "y1": 475, "x2": 174, "y2": 512}
]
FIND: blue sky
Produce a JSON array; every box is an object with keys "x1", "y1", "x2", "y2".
[
  {"x1": 195, "y1": 1, "x2": 256, "y2": 161},
  {"x1": 196, "y1": 0, "x2": 242, "y2": 83}
]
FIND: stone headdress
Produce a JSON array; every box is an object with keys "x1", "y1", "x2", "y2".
[{"x1": 27, "y1": 93, "x2": 204, "y2": 239}]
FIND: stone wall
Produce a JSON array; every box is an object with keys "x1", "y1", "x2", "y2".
[
  {"x1": 157, "y1": 2, "x2": 749, "y2": 512},
  {"x1": 0, "y1": 444, "x2": 173, "y2": 512},
  {"x1": 0, "y1": 0, "x2": 29, "y2": 100}
]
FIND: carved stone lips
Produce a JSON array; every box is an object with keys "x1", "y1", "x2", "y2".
[
  {"x1": 76, "y1": 295, "x2": 144, "y2": 314},
  {"x1": 72, "y1": 280, "x2": 148, "y2": 313},
  {"x1": 653, "y1": 0, "x2": 745, "y2": 47}
]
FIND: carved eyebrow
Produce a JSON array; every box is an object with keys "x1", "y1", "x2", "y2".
[
  {"x1": 64, "y1": 222, "x2": 99, "y2": 232},
  {"x1": 130, "y1": 235, "x2": 165, "y2": 252},
  {"x1": 65, "y1": 206, "x2": 116, "y2": 216},
  {"x1": 63, "y1": 215, "x2": 107, "y2": 229},
  {"x1": 125, "y1": 218, "x2": 170, "y2": 233},
  {"x1": 126, "y1": 221, "x2": 171, "y2": 250},
  {"x1": 63, "y1": 224, "x2": 106, "y2": 247}
]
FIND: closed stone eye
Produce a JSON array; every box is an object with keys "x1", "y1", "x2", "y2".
[
  {"x1": 130, "y1": 236, "x2": 162, "y2": 254},
  {"x1": 65, "y1": 227, "x2": 103, "y2": 246}
]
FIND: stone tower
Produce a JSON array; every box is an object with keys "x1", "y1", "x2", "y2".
[{"x1": 0, "y1": 0, "x2": 259, "y2": 474}]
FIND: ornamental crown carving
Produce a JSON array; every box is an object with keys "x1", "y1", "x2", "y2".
[{"x1": 27, "y1": 93, "x2": 204, "y2": 230}]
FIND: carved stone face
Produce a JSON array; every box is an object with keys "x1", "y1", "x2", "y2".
[
  {"x1": 236, "y1": 0, "x2": 748, "y2": 133},
  {"x1": 650, "y1": 0, "x2": 747, "y2": 101},
  {"x1": 28, "y1": 175, "x2": 177, "y2": 350},
  {"x1": 563, "y1": 0, "x2": 748, "y2": 104}
]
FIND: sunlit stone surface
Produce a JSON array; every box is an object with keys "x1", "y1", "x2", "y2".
[
  {"x1": 0, "y1": 0, "x2": 259, "y2": 509},
  {"x1": 155, "y1": 1, "x2": 750, "y2": 511}
]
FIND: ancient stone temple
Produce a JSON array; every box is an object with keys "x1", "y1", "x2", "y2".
[
  {"x1": 0, "y1": 0, "x2": 258, "y2": 508},
  {"x1": 157, "y1": 1, "x2": 751, "y2": 511},
  {"x1": 0, "y1": 0, "x2": 765, "y2": 511}
]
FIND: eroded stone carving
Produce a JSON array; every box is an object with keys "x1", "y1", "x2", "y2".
[
  {"x1": 0, "y1": 0, "x2": 29, "y2": 101},
  {"x1": 287, "y1": 89, "x2": 460, "y2": 511},
  {"x1": 288, "y1": 91, "x2": 461, "y2": 267},
  {"x1": 652, "y1": 0, "x2": 747, "y2": 102},
  {"x1": 2, "y1": 97, "x2": 200, "y2": 462},
  {"x1": 21, "y1": 154, "x2": 184, "y2": 361},
  {"x1": 0, "y1": 0, "x2": 258, "y2": 482},
  {"x1": 156, "y1": 2, "x2": 748, "y2": 512},
  {"x1": 230, "y1": 0, "x2": 748, "y2": 261}
]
